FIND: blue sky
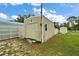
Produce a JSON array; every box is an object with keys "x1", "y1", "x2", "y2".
[{"x1": 0, "y1": 3, "x2": 79, "y2": 23}]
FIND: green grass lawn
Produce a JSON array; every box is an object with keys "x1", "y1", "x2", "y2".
[
  {"x1": 29, "y1": 32, "x2": 79, "y2": 56},
  {"x1": 0, "y1": 32, "x2": 79, "y2": 56}
]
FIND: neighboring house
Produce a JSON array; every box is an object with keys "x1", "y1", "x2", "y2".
[{"x1": 24, "y1": 16, "x2": 55, "y2": 43}]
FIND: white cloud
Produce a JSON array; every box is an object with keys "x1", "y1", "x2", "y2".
[
  {"x1": 45, "y1": 12, "x2": 66, "y2": 23},
  {"x1": 0, "y1": 3, "x2": 24, "y2": 6},
  {"x1": 0, "y1": 0, "x2": 79, "y2": 3},
  {"x1": 50, "y1": 10, "x2": 56, "y2": 13},
  {"x1": 60, "y1": 4, "x2": 73, "y2": 8},
  {"x1": 33, "y1": 8, "x2": 48, "y2": 15},
  {"x1": 9, "y1": 3, "x2": 24, "y2": 6},
  {"x1": 11, "y1": 15, "x2": 18, "y2": 19},
  {"x1": 30, "y1": 3, "x2": 41, "y2": 6},
  {"x1": 33, "y1": 7, "x2": 66, "y2": 23},
  {"x1": 70, "y1": 5, "x2": 73, "y2": 8},
  {"x1": 0, "y1": 13, "x2": 8, "y2": 19},
  {"x1": 0, "y1": 13, "x2": 18, "y2": 20},
  {"x1": 3, "y1": 4, "x2": 8, "y2": 6},
  {"x1": 24, "y1": 10, "x2": 27, "y2": 12},
  {"x1": 0, "y1": 3, "x2": 9, "y2": 6}
]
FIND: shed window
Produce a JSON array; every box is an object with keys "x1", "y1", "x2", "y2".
[{"x1": 45, "y1": 24, "x2": 47, "y2": 31}]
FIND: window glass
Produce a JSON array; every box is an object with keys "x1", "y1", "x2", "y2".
[{"x1": 45, "y1": 24, "x2": 47, "y2": 31}]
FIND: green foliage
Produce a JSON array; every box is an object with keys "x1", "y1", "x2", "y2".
[
  {"x1": 66, "y1": 16, "x2": 79, "y2": 30},
  {"x1": 14, "y1": 14, "x2": 35, "y2": 23},
  {"x1": 72, "y1": 23, "x2": 79, "y2": 30},
  {"x1": 54, "y1": 22, "x2": 60, "y2": 29},
  {"x1": 39, "y1": 32, "x2": 79, "y2": 56},
  {"x1": 15, "y1": 15, "x2": 24, "y2": 23},
  {"x1": 67, "y1": 16, "x2": 77, "y2": 21}
]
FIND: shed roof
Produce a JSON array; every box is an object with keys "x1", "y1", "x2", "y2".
[{"x1": 25, "y1": 16, "x2": 54, "y2": 23}]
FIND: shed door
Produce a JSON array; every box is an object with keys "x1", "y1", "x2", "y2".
[{"x1": 26, "y1": 23, "x2": 39, "y2": 40}]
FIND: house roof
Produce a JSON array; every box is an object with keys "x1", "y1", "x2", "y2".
[{"x1": 25, "y1": 16, "x2": 54, "y2": 24}]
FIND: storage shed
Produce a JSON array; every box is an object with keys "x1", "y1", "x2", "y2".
[
  {"x1": 24, "y1": 16, "x2": 55, "y2": 43},
  {"x1": 60, "y1": 27, "x2": 67, "y2": 34},
  {"x1": 54, "y1": 28, "x2": 59, "y2": 35}
]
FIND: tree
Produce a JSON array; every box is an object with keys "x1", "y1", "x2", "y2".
[
  {"x1": 14, "y1": 14, "x2": 35, "y2": 23},
  {"x1": 54, "y1": 22, "x2": 60, "y2": 29},
  {"x1": 67, "y1": 16, "x2": 77, "y2": 21},
  {"x1": 67, "y1": 16, "x2": 77, "y2": 26},
  {"x1": 73, "y1": 16, "x2": 79, "y2": 30},
  {"x1": 67, "y1": 16, "x2": 77, "y2": 30}
]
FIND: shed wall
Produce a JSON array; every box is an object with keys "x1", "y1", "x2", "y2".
[
  {"x1": 60, "y1": 27, "x2": 67, "y2": 34},
  {"x1": 24, "y1": 16, "x2": 42, "y2": 41},
  {"x1": 24, "y1": 16, "x2": 55, "y2": 42},
  {"x1": 54, "y1": 28, "x2": 59, "y2": 35},
  {"x1": 42, "y1": 17, "x2": 55, "y2": 42}
]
